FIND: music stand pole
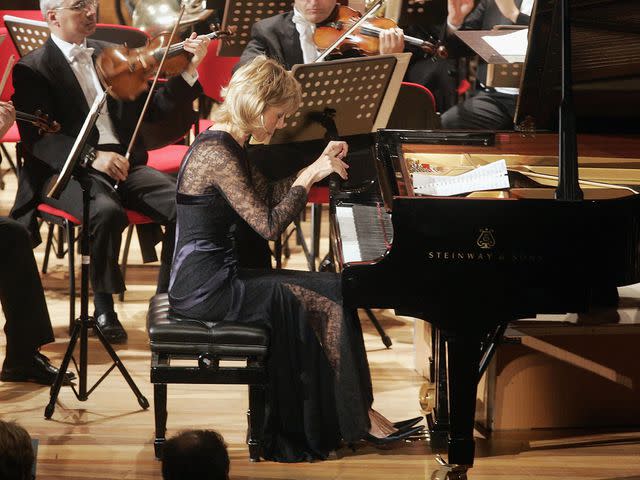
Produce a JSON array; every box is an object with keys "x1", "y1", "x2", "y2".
[{"x1": 44, "y1": 93, "x2": 149, "y2": 419}]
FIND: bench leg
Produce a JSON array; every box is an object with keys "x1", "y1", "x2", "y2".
[
  {"x1": 154, "y1": 382, "x2": 168, "y2": 458},
  {"x1": 247, "y1": 382, "x2": 265, "y2": 462}
]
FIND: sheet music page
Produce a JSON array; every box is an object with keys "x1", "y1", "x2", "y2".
[
  {"x1": 412, "y1": 159, "x2": 510, "y2": 196},
  {"x1": 482, "y1": 28, "x2": 528, "y2": 62}
]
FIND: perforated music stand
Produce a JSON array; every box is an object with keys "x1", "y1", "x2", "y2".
[
  {"x1": 270, "y1": 53, "x2": 411, "y2": 144},
  {"x1": 390, "y1": 0, "x2": 447, "y2": 28},
  {"x1": 217, "y1": 0, "x2": 292, "y2": 56},
  {"x1": 3, "y1": 15, "x2": 49, "y2": 57}
]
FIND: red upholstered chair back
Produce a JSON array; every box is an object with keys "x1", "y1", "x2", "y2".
[
  {"x1": 197, "y1": 39, "x2": 239, "y2": 102},
  {"x1": 0, "y1": 27, "x2": 19, "y2": 101}
]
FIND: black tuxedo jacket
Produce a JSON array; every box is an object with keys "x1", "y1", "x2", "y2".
[
  {"x1": 237, "y1": 11, "x2": 304, "y2": 71},
  {"x1": 10, "y1": 37, "x2": 202, "y2": 244}
]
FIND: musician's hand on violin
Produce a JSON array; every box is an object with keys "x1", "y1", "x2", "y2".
[
  {"x1": 183, "y1": 32, "x2": 211, "y2": 75},
  {"x1": 0, "y1": 101, "x2": 16, "y2": 138},
  {"x1": 93, "y1": 151, "x2": 130, "y2": 182},
  {"x1": 494, "y1": 0, "x2": 521, "y2": 23},
  {"x1": 447, "y1": 0, "x2": 474, "y2": 28},
  {"x1": 378, "y1": 28, "x2": 405, "y2": 55}
]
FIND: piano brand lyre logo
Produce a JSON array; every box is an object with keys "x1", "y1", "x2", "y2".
[{"x1": 476, "y1": 228, "x2": 496, "y2": 250}]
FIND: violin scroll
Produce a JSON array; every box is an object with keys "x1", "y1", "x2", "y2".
[{"x1": 16, "y1": 110, "x2": 61, "y2": 135}]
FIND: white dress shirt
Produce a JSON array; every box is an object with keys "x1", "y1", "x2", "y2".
[
  {"x1": 292, "y1": 7, "x2": 321, "y2": 64},
  {"x1": 51, "y1": 33, "x2": 120, "y2": 145}
]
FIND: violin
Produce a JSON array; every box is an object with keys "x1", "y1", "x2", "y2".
[
  {"x1": 314, "y1": 5, "x2": 447, "y2": 59},
  {"x1": 95, "y1": 26, "x2": 236, "y2": 101},
  {"x1": 16, "y1": 110, "x2": 61, "y2": 134}
]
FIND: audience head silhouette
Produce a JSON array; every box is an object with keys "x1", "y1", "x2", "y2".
[
  {"x1": 0, "y1": 420, "x2": 35, "y2": 480},
  {"x1": 161, "y1": 429, "x2": 230, "y2": 480}
]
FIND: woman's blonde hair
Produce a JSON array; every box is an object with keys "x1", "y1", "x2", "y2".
[{"x1": 213, "y1": 56, "x2": 302, "y2": 137}]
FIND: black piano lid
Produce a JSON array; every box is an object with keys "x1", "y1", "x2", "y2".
[{"x1": 516, "y1": 0, "x2": 640, "y2": 133}]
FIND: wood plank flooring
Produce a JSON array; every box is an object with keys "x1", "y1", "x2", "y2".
[{"x1": 0, "y1": 146, "x2": 639, "y2": 479}]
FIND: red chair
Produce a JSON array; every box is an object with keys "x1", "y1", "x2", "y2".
[
  {"x1": 147, "y1": 144, "x2": 189, "y2": 175},
  {"x1": 38, "y1": 203, "x2": 155, "y2": 329},
  {"x1": 387, "y1": 81, "x2": 440, "y2": 130}
]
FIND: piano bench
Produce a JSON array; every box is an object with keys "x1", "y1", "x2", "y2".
[{"x1": 147, "y1": 293, "x2": 269, "y2": 462}]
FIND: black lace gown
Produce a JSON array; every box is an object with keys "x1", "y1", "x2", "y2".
[{"x1": 168, "y1": 130, "x2": 373, "y2": 462}]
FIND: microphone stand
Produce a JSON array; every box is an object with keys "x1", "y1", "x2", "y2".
[{"x1": 45, "y1": 92, "x2": 149, "y2": 419}]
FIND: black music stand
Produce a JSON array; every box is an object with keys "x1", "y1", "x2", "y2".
[
  {"x1": 217, "y1": 0, "x2": 292, "y2": 56},
  {"x1": 270, "y1": 54, "x2": 409, "y2": 349},
  {"x1": 45, "y1": 91, "x2": 149, "y2": 419},
  {"x1": 393, "y1": 0, "x2": 447, "y2": 28}
]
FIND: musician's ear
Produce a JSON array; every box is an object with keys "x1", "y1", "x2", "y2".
[{"x1": 46, "y1": 9, "x2": 59, "y2": 26}]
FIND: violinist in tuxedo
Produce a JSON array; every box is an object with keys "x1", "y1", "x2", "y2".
[
  {"x1": 440, "y1": 0, "x2": 533, "y2": 129},
  {"x1": 11, "y1": 0, "x2": 210, "y2": 343},
  {"x1": 237, "y1": 0, "x2": 406, "y2": 70}
]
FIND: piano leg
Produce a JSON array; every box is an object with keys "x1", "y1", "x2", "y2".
[
  {"x1": 445, "y1": 332, "x2": 483, "y2": 467},
  {"x1": 427, "y1": 328, "x2": 449, "y2": 451}
]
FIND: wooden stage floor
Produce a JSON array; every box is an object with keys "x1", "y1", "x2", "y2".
[{"x1": 0, "y1": 149, "x2": 639, "y2": 479}]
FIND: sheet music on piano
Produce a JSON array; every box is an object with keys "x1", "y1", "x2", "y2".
[{"x1": 411, "y1": 159, "x2": 510, "y2": 196}]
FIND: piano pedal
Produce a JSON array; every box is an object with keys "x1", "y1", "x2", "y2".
[{"x1": 432, "y1": 455, "x2": 469, "y2": 480}]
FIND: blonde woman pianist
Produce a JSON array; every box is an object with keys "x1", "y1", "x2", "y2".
[{"x1": 168, "y1": 56, "x2": 422, "y2": 462}]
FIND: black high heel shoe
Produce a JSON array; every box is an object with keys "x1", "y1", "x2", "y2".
[
  {"x1": 362, "y1": 425, "x2": 424, "y2": 446},
  {"x1": 392, "y1": 416, "x2": 423, "y2": 430}
]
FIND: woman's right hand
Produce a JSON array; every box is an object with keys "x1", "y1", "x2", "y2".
[{"x1": 309, "y1": 140, "x2": 349, "y2": 183}]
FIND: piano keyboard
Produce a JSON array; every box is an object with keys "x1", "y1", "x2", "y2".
[{"x1": 336, "y1": 204, "x2": 393, "y2": 263}]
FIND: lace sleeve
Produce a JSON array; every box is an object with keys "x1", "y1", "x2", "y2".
[
  {"x1": 179, "y1": 139, "x2": 307, "y2": 241},
  {"x1": 248, "y1": 160, "x2": 299, "y2": 206}
]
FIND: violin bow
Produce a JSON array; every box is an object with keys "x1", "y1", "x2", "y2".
[
  {"x1": 124, "y1": 4, "x2": 186, "y2": 162},
  {"x1": 315, "y1": 0, "x2": 384, "y2": 63},
  {"x1": 0, "y1": 54, "x2": 16, "y2": 95}
]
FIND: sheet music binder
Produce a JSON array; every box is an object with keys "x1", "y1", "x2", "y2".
[
  {"x1": 269, "y1": 53, "x2": 410, "y2": 144},
  {"x1": 217, "y1": 0, "x2": 292, "y2": 56},
  {"x1": 3, "y1": 15, "x2": 49, "y2": 58}
]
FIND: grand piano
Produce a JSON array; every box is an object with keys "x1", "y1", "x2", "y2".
[{"x1": 328, "y1": 0, "x2": 640, "y2": 473}]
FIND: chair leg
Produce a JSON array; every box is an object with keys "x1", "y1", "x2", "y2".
[
  {"x1": 55, "y1": 225, "x2": 66, "y2": 259},
  {"x1": 42, "y1": 223, "x2": 54, "y2": 274},
  {"x1": 119, "y1": 225, "x2": 134, "y2": 302},
  {"x1": 66, "y1": 220, "x2": 76, "y2": 333},
  {"x1": 154, "y1": 381, "x2": 168, "y2": 458}
]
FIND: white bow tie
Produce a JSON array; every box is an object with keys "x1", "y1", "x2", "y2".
[
  {"x1": 69, "y1": 45, "x2": 95, "y2": 63},
  {"x1": 292, "y1": 11, "x2": 315, "y2": 32}
]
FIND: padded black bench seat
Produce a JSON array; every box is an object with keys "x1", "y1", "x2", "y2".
[{"x1": 147, "y1": 293, "x2": 269, "y2": 461}]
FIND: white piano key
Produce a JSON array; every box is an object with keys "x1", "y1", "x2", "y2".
[{"x1": 336, "y1": 206, "x2": 362, "y2": 263}]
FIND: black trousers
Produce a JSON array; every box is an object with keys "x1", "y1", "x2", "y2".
[
  {"x1": 0, "y1": 217, "x2": 55, "y2": 365},
  {"x1": 42, "y1": 165, "x2": 176, "y2": 294},
  {"x1": 441, "y1": 90, "x2": 518, "y2": 130}
]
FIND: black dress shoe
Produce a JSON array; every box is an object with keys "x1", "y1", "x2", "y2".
[
  {"x1": 363, "y1": 425, "x2": 424, "y2": 446},
  {"x1": 392, "y1": 416, "x2": 423, "y2": 430},
  {"x1": 95, "y1": 311, "x2": 128, "y2": 344},
  {"x1": 0, "y1": 352, "x2": 76, "y2": 386}
]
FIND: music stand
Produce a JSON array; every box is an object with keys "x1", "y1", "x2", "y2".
[
  {"x1": 390, "y1": 0, "x2": 447, "y2": 28},
  {"x1": 454, "y1": 27, "x2": 527, "y2": 89},
  {"x1": 217, "y1": 0, "x2": 292, "y2": 56},
  {"x1": 3, "y1": 15, "x2": 49, "y2": 58},
  {"x1": 270, "y1": 53, "x2": 410, "y2": 144},
  {"x1": 45, "y1": 91, "x2": 149, "y2": 419}
]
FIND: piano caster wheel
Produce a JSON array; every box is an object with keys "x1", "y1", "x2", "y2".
[
  {"x1": 432, "y1": 455, "x2": 469, "y2": 480},
  {"x1": 319, "y1": 257, "x2": 335, "y2": 272},
  {"x1": 419, "y1": 382, "x2": 436, "y2": 413}
]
